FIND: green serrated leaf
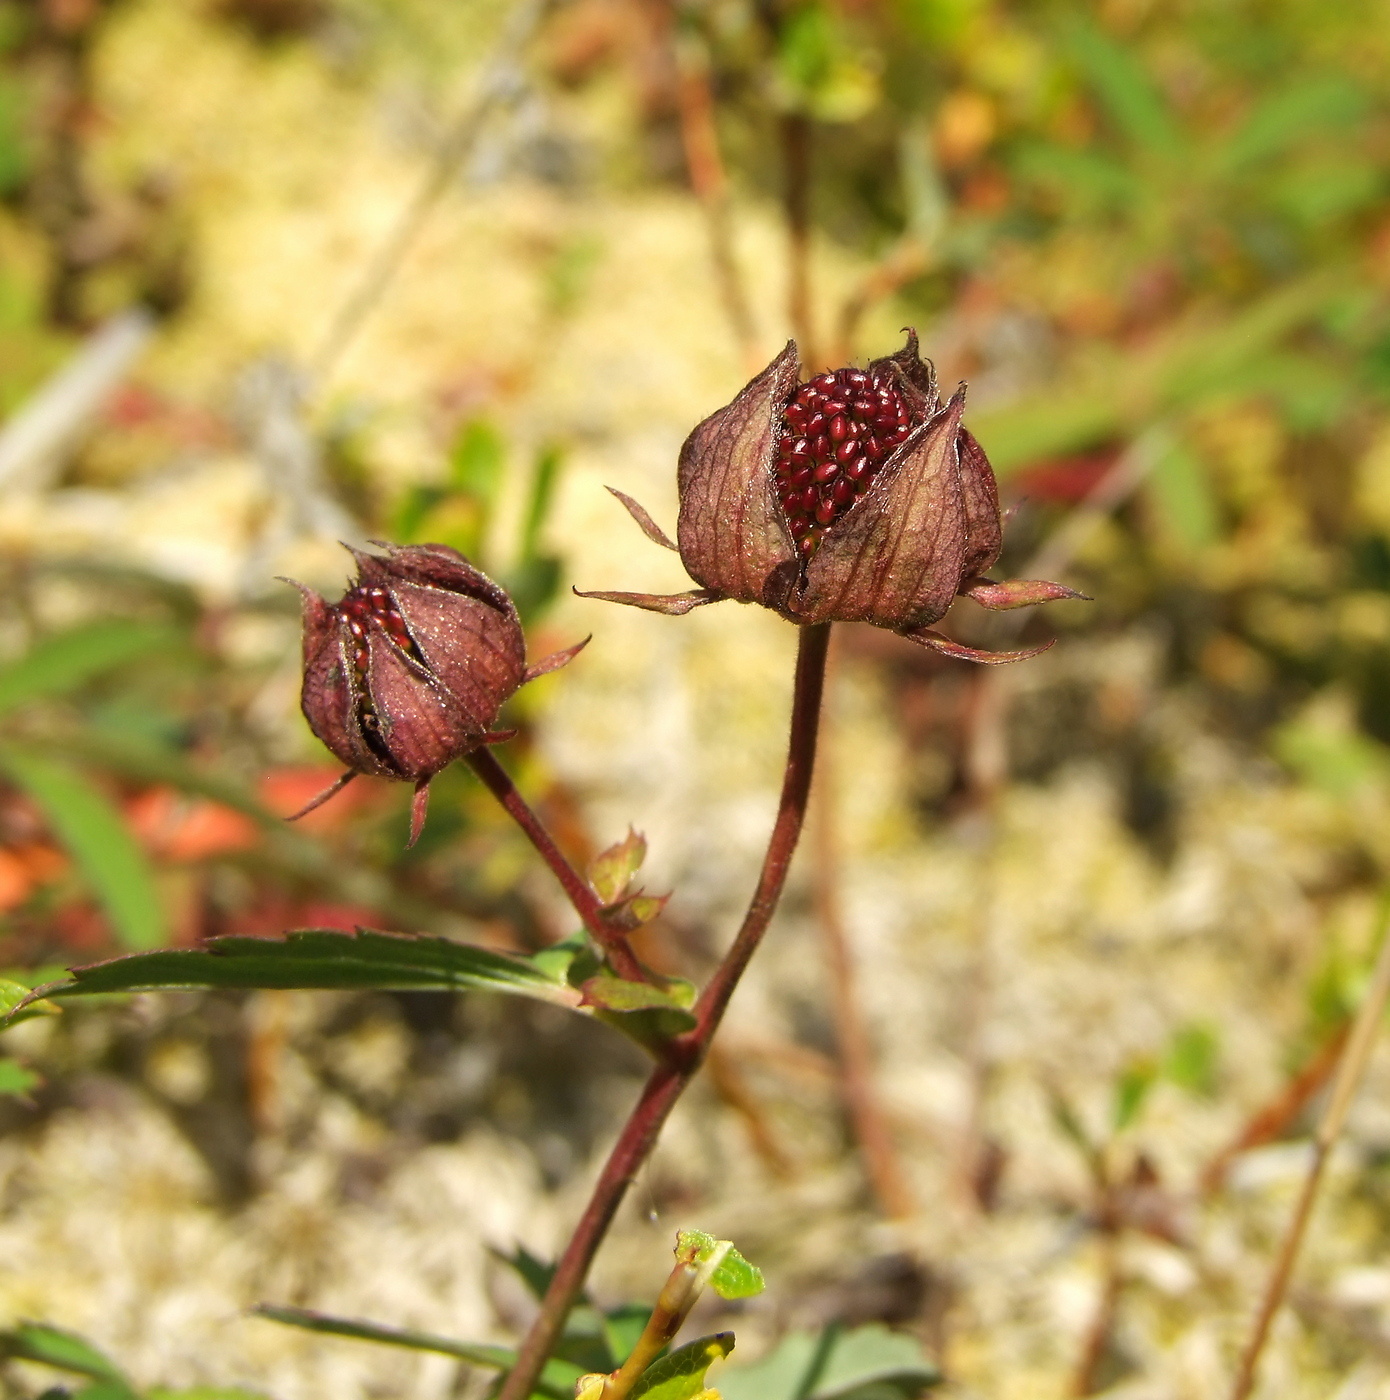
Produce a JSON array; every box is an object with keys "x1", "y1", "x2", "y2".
[
  {"x1": 630, "y1": 1333, "x2": 734, "y2": 1400},
  {"x1": 675, "y1": 1232, "x2": 764, "y2": 1300},
  {"x1": 0, "y1": 1324, "x2": 133, "y2": 1389},
  {"x1": 589, "y1": 829, "x2": 647, "y2": 905},
  {"x1": 0, "y1": 749, "x2": 166, "y2": 950},
  {"x1": 0, "y1": 622, "x2": 180, "y2": 717},
  {"x1": 39, "y1": 930, "x2": 582, "y2": 1005}
]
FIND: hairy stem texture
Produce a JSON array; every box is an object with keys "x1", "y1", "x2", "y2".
[{"x1": 494, "y1": 622, "x2": 831, "y2": 1400}]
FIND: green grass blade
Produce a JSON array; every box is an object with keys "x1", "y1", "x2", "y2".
[
  {"x1": 0, "y1": 622, "x2": 179, "y2": 717},
  {"x1": 0, "y1": 749, "x2": 165, "y2": 950}
]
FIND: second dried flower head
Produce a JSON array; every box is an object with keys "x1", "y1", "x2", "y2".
[
  {"x1": 583, "y1": 331, "x2": 1084, "y2": 661},
  {"x1": 289, "y1": 542, "x2": 583, "y2": 842}
]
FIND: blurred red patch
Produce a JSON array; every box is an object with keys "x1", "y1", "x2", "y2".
[
  {"x1": 1012, "y1": 448, "x2": 1120, "y2": 504},
  {"x1": 232, "y1": 896, "x2": 383, "y2": 938},
  {"x1": 0, "y1": 844, "x2": 69, "y2": 911},
  {"x1": 259, "y1": 766, "x2": 383, "y2": 830},
  {"x1": 125, "y1": 788, "x2": 259, "y2": 861}
]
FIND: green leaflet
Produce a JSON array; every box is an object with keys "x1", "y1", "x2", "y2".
[
  {"x1": 629, "y1": 1333, "x2": 734, "y2": 1400},
  {"x1": 675, "y1": 1232, "x2": 765, "y2": 1301}
]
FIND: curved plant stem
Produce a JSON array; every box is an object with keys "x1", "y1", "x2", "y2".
[
  {"x1": 465, "y1": 747, "x2": 647, "y2": 984},
  {"x1": 1228, "y1": 907, "x2": 1390, "y2": 1400},
  {"x1": 495, "y1": 622, "x2": 831, "y2": 1400}
]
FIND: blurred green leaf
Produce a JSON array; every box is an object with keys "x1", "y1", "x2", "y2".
[
  {"x1": 147, "y1": 1390, "x2": 271, "y2": 1399},
  {"x1": 675, "y1": 1231, "x2": 765, "y2": 1301},
  {"x1": 20, "y1": 929, "x2": 582, "y2": 1016},
  {"x1": 1271, "y1": 720, "x2": 1390, "y2": 796},
  {"x1": 490, "y1": 1243, "x2": 558, "y2": 1302},
  {"x1": 1112, "y1": 1059, "x2": 1157, "y2": 1131},
  {"x1": 630, "y1": 1333, "x2": 734, "y2": 1400},
  {"x1": 1064, "y1": 20, "x2": 1182, "y2": 156},
  {"x1": 0, "y1": 1056, "x2": 38, "y2": 1096},
  {"x1": 0, "y1": 1324, "x2": 134, "y2": 1393},
  {"x1": 1214, "y1": 76, "x2": 1370, "y2": 175},
  {"x1": 602, "y1": 1305, "x2": 655, "y2": 1368},
  {"x1": 0, "y1": 622, "x2": 179, "y2": 717},
  {"x1": 0, "y1": 976, "x2": 59, "y2": 1027},
  {"x1": 0, "y1": 749, "x2": 165, "y2": 950},
  {"x1": 1147, "y1": 442, "x2": 1220, "y2": 551},
  {"x1": 717, "y1": 1325, "x2": 939, "y2": 1400},
  {"x1": 256, "y1": 1305, "x2": 578, "y2": 1400},
  {"x1": 253, "y1": 1306, "x2": 513, "y2": 1371},
  {"x1": 1163, "y1": 1023, "x2": 1219, "y2": 1096}
]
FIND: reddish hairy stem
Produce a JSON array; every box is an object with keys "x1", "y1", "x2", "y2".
[
  {"x1": 465, "y1": 747, "x2": 648, "y2": 984},
  {"x1": 494, "y1": 622, "x2": 831, "y2": 1400}
]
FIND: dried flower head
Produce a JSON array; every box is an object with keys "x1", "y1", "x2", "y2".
[
  {"x1": 581, "y1": 331, "x2": 1084, "y2": 661},
  {"x1": 286, "y1": 542, "x2": 585, "y2": 843}
]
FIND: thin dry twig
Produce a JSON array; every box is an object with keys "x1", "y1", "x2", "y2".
[
  {"x1": 814, "y1": 631, "x2": 917, "y2": 1219},
  {"x1": 781, "y1": 113, "x2": 816, "y2": 369},
  {"x1": 706, "y1": 1043, "x2": 796, "y2": 1180},
  {"x1": 1071, "y1": 1231, "x2": 1124, "y2": 1397},
  {"x1": 1200, "y1": 1020, "x2": 1351, "y2": 1197},
  {"x1": 648, "y1": 7, "x2": 760, "y2": 371},
  {"x1": 1229, "y1": 912, "x2": 1390, "y2": 1400},
  {"x1": 832, "y1": 238, "x2": 931, "y2": 368},
  {"x1": 307, "y1": 0, "x2": 550, "y2": 387}
]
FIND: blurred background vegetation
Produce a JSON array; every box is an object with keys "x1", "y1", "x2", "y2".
[{"x1": 2, "y1": 0, "x2": 1390, "y2": 1396}]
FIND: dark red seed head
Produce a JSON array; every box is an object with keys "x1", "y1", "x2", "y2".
[
  {"x1": 772, "y1": 365, "x2": 922, "y2": 556},
  {"x1": 338, "y1": 584, "x2": 425, "y2": 681}
]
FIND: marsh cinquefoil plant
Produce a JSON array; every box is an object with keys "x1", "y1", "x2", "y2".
[{"x1": 1, "y1": 337, "x2": 1074, "y2": 1400}]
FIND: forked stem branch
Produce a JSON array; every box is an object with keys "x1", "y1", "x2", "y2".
[{"x1": 494, "y1": 622, "x2": 831, "y2": 1400}]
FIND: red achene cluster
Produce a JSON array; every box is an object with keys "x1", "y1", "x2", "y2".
[
  {"x1": 773, "y1": 366, "x2": 918, "y2": 555},
  {"x1": 339, "y1": 584, "x2": 421, "y2": 680}
]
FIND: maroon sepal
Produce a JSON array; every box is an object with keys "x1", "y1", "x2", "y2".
[
  {"x1": 607, "y1": 487, "x2": 678, "y2": 551},
  {"x1": 958, "y1": 577, "x2": 1090, "y2": 610},
  {"x1": 408, "y1": 780, "x2": 431, "y2": 849},
  {"x1": 284, "y1": 769, "x2": 359, "y2": 822},
  {"x1": 898, "y1": 627, "x2": 1056, "y2": 665},
  {"x1": 573, "y1": 587, "x2": 724, "y2": 615},
  {"x1": 524, "y1": 636, "x2": 591, "y2": 683}
]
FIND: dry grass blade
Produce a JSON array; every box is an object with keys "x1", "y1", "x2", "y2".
[{"x1": 1229, "y1": 913, "x2": 1390, "y2": 1400}]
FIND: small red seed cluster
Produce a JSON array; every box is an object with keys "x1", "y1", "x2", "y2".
[
  {"x1": 339, "y1": 586, "x2": 420, "y2": 680},
  {"x1": 774, "y1": 366, "x2": 918, "y2": 556}
]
